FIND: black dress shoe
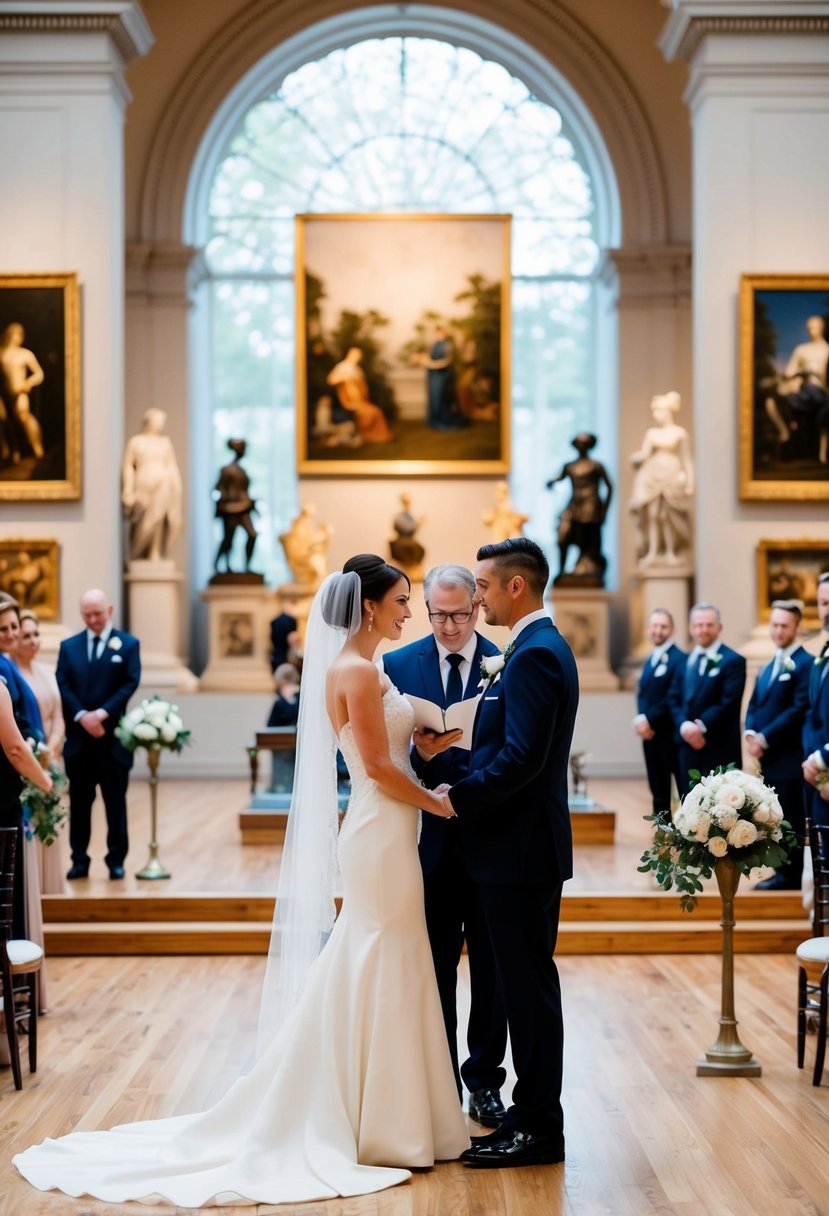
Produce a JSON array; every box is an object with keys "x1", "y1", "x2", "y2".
[
  {"x1": 754, "y1": 873, "x2": 800, "y2": 891},
  {"x1": 66, "y1": 863, "x2": 89, "y2": 880},
  {"x1": 462, "y1": 1128, "x2": 565, "y2": 1168},
  {"x1": 108, "y1": 866, "x2": 125, "y2": 880},
  {"x1": 467, "y1": 1087, "x2": 506, "y2": 1127}
]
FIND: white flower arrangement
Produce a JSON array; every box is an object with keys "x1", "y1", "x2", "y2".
[
  {"x1": 639, "y1": 765, "x2": 795, "y2": 911},
  {"x1": 107, "y1": 635, "x2": 123, "y2": 652},
  {"x1": 116, "y1": 696, "x2": 191, "y2": 754},
  {"x1": 782, "y1": 655, "x2": 796, "y2": 674}
]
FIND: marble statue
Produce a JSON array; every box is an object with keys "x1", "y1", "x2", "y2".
[
  {"x1": 121, "y1": 408, "x2": 183, "y2": 562},
  {"x1": 279, "y1": 503, "x2": 333, "y2": 590},
  {"x1": 629, "y1": 391, "x2": 694, "y2": 567},
  {"x1": 482, "y1": 480, "x2": 530, "y2": 543}
]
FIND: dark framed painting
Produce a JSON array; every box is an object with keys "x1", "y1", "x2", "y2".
[
  {"x1": 0, "y1": 273, "x2": 80, "y2": 500},
  {"x1": 739, "y1": 274, "x2": 829, "y2": 501},
  {"x1": 296, "y1": 214, "x2": 511, "y2": 476},
  {"x1": 0, "y1": 538, "x2": 59, "y2": 620},
  {"x1": 756, "y1": 538, "x2": 829, "y2": 629}
]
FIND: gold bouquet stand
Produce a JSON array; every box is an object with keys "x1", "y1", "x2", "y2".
[
  {"x1": 696, "y1": 859, "x2": 761, "y2": 1076},
  {"x1": 135, "y1": 747, "x2": 172, "y2": 880}
]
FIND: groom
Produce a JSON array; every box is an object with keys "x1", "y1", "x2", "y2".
[{"x1": 443, "y1": 538, "x2": 578, "y2": 1168}]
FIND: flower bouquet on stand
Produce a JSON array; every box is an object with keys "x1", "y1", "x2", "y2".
[
  {"x1": 639, "y1": 765, "x2": 796, "y2": 1076},
  {"x1": 116, "y1": 697, "x2": 191, "y2": 879}
]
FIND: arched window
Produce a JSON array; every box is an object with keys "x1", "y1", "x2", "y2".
[{"x1": 201, "y1": 35, "x2": 603, "y2": 580}]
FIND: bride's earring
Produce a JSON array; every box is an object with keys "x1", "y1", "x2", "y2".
[{"x1": 367, "y1": 611, "x2": 374, "y2": 633}]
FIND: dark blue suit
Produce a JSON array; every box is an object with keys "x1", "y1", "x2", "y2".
[
  {"x1": 449, "y1": 616, "x2": 579, "y2": 1139},
  {"x1": 56, "y1": 628, "x2": 141, "y2": 871},
  {"x1": 803, "y1": 640, "x2": 829, "y2": 833},
  {"x1": 0, "y1": 656, "x2": 44, "y2": 937},
  {"x1": 636, "y1": 642, "x2": 685, "y2": 815},
  {"x1": 382, "y1": 631, "x2": 507, "y2": 1097},
  {"x1": 669, "y1": 644, "x2": 746, "y2": 794},
  {"x1": 745, "y1": 646, "x2": 810, "y2": 883}
]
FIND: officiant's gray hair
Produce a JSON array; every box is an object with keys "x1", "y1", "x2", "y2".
[{"x1": 423, "y1": 563, "x2": 476, "y2": 602}]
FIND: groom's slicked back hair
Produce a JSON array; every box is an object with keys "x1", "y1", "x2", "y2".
[{"x1": 477, "y1": 538, "x2": 549, "y2": 598}]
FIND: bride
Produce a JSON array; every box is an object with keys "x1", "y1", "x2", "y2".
[{"x1": 14, "y1": 553, "x2": 470, "y2": 1206}]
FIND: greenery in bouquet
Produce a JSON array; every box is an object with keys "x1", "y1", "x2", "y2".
[
  {"x1": 638, "y1": 765, "x2": 796, "y2": 911},
  {"x1": 22, "y1": 746, "x2": 69, "y2": 847},
  {"x1": 116, "y1": 696, "x2": 191, "y2": 754}
]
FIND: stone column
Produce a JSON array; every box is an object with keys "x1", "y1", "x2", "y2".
[
  {"x1": 0, "y1": 2, "x2": 153, "y2": 620},
  {"x1": 660, "y1": 1, "x2": 829, "y2": 645}
]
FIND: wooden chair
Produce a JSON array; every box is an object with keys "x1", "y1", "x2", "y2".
[
  {"x1": 797, "y1": 820, "x2": 829, "y2": 1085},
  {"x1": 0, "y1": 825, "x2": 43, "y2": 1090}
]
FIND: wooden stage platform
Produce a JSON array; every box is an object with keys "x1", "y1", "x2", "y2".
[{"x1": 39, "y1": 778, "x2": 811, "y2": 957}]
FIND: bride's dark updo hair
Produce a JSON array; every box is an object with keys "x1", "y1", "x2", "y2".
[
  {"x1": 320, "y1": 554, "x2": 409, "y2": 630},
  {"x1": 345, "y1": 553, "x2": 409, "y2": 604}
]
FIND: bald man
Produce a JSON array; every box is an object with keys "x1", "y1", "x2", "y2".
[{"x1": 56, "y1": 589, "x2": 141, "y2": 879}]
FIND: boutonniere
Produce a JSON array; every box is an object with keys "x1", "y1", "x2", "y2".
[
  {"x1": 479, "y1": 641, "x2": 515, "y2": 689},
  {"x1": 107, "y1": 636, "x2": 122, "y2": 652},
  {"x1": 654, "y1": 663, "x2": 667, "y2": 678},
  {"x1": 782, "y1": 656, "x2": 796, "y2": 674},
  {"x1": 815, "y1": 653, "x2": 827, "y2": 667},
  {"x1": 704, "y1": 653, "x2": 722, "y2": 674}
]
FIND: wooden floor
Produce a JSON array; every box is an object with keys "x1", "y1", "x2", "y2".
[
  {"x1": 39, "y1": 778, "x2": 812, "y2": 956},
  {"x1": 3, "y1": 952, "x2": 829, "y2": 1216}
]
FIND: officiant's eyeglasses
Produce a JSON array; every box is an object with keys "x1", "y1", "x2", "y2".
[{"x1": 428, "y1": 609, "x2": 474, "y2": 624}]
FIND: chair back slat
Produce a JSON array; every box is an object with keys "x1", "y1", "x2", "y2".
[
  {"x1": 808, "y1": 820, "x2": 829, "y2": 938},
  {"x1": 0, "y1": 826, "x2": 17, "y2": 941}
]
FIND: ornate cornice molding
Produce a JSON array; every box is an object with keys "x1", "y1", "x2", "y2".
[
  {"x1": 0, "y1": 3, "x2": 153, "y2": 65},
  {"x1": 661, "y1": 5, "x2": 829, "y2": 63},
  {"x1": 601, "y1": 244, "x2": 692, "y2": 302}
]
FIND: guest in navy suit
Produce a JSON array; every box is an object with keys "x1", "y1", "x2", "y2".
[
  {"x1": 443, "y1": 539, "x2": 578, "y2": 1170},
  {"x1": 802, "y1": 574, "x2": 829, "y2": 838},
  {"x1": 382, "y1": 564, "x2": 507, "y2": 1127},
  {"x1": 744, "y1": 599, "x2": 811, "y2": 888},
  {"x1": 668, "y1": 602, "x2": 746, "y2": 795},
  {"x1": 56, "y1": 589, "x2": 141, "y2": 880},
  {"x1": 632, "y1": 607, "x2": 685, "y2": 818}
]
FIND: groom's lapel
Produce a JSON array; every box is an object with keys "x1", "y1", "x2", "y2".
[{"x1": 418, "y1": 637, "x2": 446, "y2": 708}]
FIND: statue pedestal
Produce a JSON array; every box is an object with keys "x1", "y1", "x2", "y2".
[
  {"x1": 199, "y1": 582, "x2": 275, "y2": 691},
  {"x1": 620, "y1": 563, "x2": 693, "y2": 688},
  {"x1": 124, "y1": 560, "x2": 198, "y2": 691},
  {"x1": 549, "y1": 588, "x2": 620, "y2": 691}
]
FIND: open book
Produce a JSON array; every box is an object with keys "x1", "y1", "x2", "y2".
[{"x1": 404, "y1": 693, "x2": 482, "y2": 751}]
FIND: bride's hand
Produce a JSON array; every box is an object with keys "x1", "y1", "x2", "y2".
[{"x1": 424, "y1": 790, "x2": 457, "y2": 819}]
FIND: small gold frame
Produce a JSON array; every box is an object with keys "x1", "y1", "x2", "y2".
[
  {"x1": 0, "y1": 537, "x2": 59, "y2": 621},
  {"x1": 0, "y1": 272, "x2": 81, "y2": 500},
  {"x1": 756, "y1": 537, "x2": 829, "y2": 629}
]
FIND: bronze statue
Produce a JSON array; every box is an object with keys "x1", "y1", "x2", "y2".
[
  {"x1": 213, "y1": 438, "x2": 258, "y2": 575},
  {"x1": 546, "y1": 433, "x2": 612, "y2": 587}
]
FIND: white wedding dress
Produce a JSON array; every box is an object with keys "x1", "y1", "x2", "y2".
[{"x1": 14, "y1": 687, "x2": 469, "y2": 1206}]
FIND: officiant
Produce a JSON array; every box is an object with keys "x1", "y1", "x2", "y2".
[{"x1": 381, "y1": 563, "x2": 508, "y2": 1127}]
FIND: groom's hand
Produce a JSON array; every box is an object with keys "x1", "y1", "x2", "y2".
[{"x1": 414, "y1": 727, "x2": 463, "y2": 760}]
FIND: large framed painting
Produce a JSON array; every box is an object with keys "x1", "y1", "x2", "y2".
[
  {"x1": 756, "y1": 538, "x2": 829, "y2": 629},
  {"x1": 739, "y1": 274, "x2": 829, "y2": 501},
  {"x1": 0, "y1": 538, "x2": 59, "y2": 620},
  {"x1": 297, "y1": 214, "x2": 510, "y2": 476},
  {"x1": 0, "y1": 273, "x2": 80, "y2": 500}
]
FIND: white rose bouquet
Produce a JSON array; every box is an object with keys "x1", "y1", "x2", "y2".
[
  {"x1": 22, "y1": 743, "x2": 69, "y2": 847},
  {"x1": 116, "y1": 696, "x2": 191, "y2": 754},
  {"x1": 638, "y1": 764, "x2": 796, "y2": 911}
]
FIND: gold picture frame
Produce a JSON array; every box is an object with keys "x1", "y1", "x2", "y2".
[
  {"x1": 739, "y1": 274, "x2": 829, "y2": 501},
  {"x1": 0, "y1": 272, "x2": 81, "y2": 500},
  {"x1": 0, "y1": 538, "x2": 59, "y2": 621},
  {"x1": 756, "y1": 538, "x2": 829, "y2": 629},
  {"x1": 297, "y1": 213, "x2": 511, "y2": 476}
]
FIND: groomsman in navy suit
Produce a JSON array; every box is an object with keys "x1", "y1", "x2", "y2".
[
  {"x1": 802, "y1": 574, "x2": 829, "y2": 836},
  {"x1": 56, "y1": 589, "x2": 141, "y2": 880},
  {"x1": 744, "y1": 600, "x2": 811, "y2": 888},
  {"x1": 668, "y1": 602, "x2": 746, "y2": 794},
  {"x1": 382, "y1": 564, "x2": 508, "y2": 1127},
  {"x1": 443, "y1": 539, "x2": 578, "y2": 1169},
  {"x1": 632, "y1": 607, "x2": 685, "y2": 818}
]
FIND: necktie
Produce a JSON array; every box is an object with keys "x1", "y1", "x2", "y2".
[
  {"x1": 821, "y1": 639, "x2": 829, "y2": 683},
  {"x1": 446, "y1": 653, "x2": 464, "y2": 706},
  {"x1": 770, "y1": 650, "x2": 783, "y2": 683},
  {"x1": 650, "y1": 651, "x2": 660, "y2": 669},
  {"x1": 91, "y1": 635, "x2": 103, "y2": 662}
]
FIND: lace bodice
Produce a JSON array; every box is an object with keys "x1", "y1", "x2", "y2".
[{"x1": 338, "y1": 684, "x2": 416, "y2": 786}]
